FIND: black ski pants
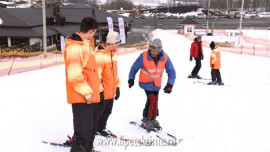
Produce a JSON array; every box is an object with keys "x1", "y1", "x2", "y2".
[
  {"x1": 71, "y1": 103, "x2": 99, "y2": 152},
  {"x1": 143, "y1": 90, "x2": 159, "y2": 119},
  {"x1": 191, "y1": 58, "x2": 202, "y2": 76},
  {"x1": 211, "y1": 69, "x2": 222, "y2": 82},
  {"x1": 96, "y1": 92, "x2": 114, "y2": 132}
]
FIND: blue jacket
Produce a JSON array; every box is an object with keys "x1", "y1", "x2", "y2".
[{"x1": 129, "y1": 49, "x2": 176, "y2": 91}]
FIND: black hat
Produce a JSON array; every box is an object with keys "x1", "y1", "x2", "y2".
[{"x1": 210, "y1": 41, "x2": 215, "y2": 49}]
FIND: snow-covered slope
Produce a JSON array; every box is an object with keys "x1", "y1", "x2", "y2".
[{"x1": 0, "y1": 29, "x2": 270, "y2": 152}]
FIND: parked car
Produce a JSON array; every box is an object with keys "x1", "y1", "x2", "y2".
[
  {"x1": 201, "y1": 24, "x2": 207, "y2": 29},
  {"x1": 173, "y1": 15, "x2": 179, "y2": 19},
  {"x1": 228, "y1": 12, "x2": 235, "y2": 19},
  {"x1": 141, "y1": 15, "x2": 146, "y2": 19},
  {"x1": 245, "y1": 12, "x2": 258, "y2": 18},
  {"x1": 258, "y1": 12, "x2": 270, "y2": 18},
  {"x1": 235, "y1": 11, "x2": 241, "y2": 18},
  {"x1": 176, "y1": 24, "x2": 183, "y2": 29},
  {"x1": 156, "y1": 13, "x2": 165, "y2": 19},
  {"x1": 197, "y1": 13, "x2": 205, "y2": 19},
  {"x1": 187, "y1": 15, "x2": 196, "y2": 19}
]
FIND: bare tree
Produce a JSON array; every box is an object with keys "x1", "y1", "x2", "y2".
[
  {"x1": 266, "y1": 0, "x2": 270, "y2": 11},
  {"x1": 252, "y1": 0, "x2": 263, "y2": 10},
  {"x1": 209, "y1": 0, "x2": 226, "y2": 10}
]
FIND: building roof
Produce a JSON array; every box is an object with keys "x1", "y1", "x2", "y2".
[
  {"x1": 180, "y1": 18, "x2": 199, "y2": 25},
  {"x1": 52, "y1": 25, "x2": 100, "y2": 37},
  {"x1": 52, "y1": 25, "x2": 79, "y2": 37},
  {"x1": 0, "y1": 27, "x2": 57, "y2": 37},
  {"x1": 0, "y1": 7, "x2": 132, "y2": 37},
  {"x1": 0, "y1": 7, "x2": 132, "y2": 27}
]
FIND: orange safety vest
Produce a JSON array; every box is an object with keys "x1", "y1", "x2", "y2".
[{"x1": 139, "y1": 51, "x2": 167, "y2": 87}]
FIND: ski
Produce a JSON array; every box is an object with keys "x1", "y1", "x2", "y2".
[
  {"x1": 96, "y1": 131, "x2": 153, "y2": 146},
  {"x1": 42, "y1": 139, "x2": 101, "y2": 151},
  {"x1": 42, "y1": 141, "x2": 71, "y2": 147},
  {"x1": 192, "y1": 80, "x2": 229, "y2": 86},
  {"x1": 156, "y1": 134, "x2": 183, "y2": 146},
  {"x1": 187, "y1": 75, "x2": 211, "y2": 80},
  {"x1": 130, "y1": 121, "x2": 183, "y2": 146}
]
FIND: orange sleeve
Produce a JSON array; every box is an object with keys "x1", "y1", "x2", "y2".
[
  {"x1": 210, "y1": 52, "x2": 216, "y2": 65},
  {"x1": 65, "y1": 45, "x2": 93, "y2": 98},
  {"x1": 94, "y1": 50, "x2": 105, "y2": 92}
]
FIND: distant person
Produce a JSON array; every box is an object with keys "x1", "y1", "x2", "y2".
[
  {"x1": 189, "y1": 35, "x2": 204, "y2": 79},
  {"x1": 64, "y1": 17, "x2": 100, "y2": 152},
  {"x1": 94, "y1": 31, "x2": 121, "y2": 137},
  {"x1": 128, "y1": 38, "x2": 176, "y2": 131},
  {"x1": 208, "y1": 41, "x2": 224, "y2": 85}
]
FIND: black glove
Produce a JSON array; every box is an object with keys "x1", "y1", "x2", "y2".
[
  {"x1": 163, "y1": 83, "x2": 173, "y2": 94},
  {"x1": 201, "y1": 56, "x2": 204, "y2": 60},
  {"x1": 190, "y1": 56, "x2": 193, "y2": 61},
  {"x1": 115, "y1": 87, "x2": 120, "y2": 100},
  {"x1": 128, "y1": 79, "x2": 134, "y2": 88}
]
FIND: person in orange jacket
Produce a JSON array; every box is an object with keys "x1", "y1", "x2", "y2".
[
  {"x1": 208, "y1": 41, "x2": 224, "y2": 85},
  {"x1": 189, "y1": 35, "x2": 204, "y2": 79},
  {"x1": 64, "y1": 17, "x2": 100, "y2": 152},
  {"x1": 94, "y1": 31, "x2": 121, "y2": 137}
]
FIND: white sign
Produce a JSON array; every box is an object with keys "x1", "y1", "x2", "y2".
[
  {"x1": 0, "y1": 18, "x2": 2, "y2": 25},
  {"x1": 118, "y1": 17, "x2": 126, "y2": 44},
  {"x1": 60, "y1": 36, "x2": 66, "y2": 52},
  {"x1": 106, "y1": 17, "x2": 114, "y2": 33}
]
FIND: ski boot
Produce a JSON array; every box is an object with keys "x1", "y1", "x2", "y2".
[
  {"x1": 207, "y1": 81, "x2": 218, "y2": 85},
  {"x1": 96, "y1": 129, "x2": 116, "y2": 138},
  {"x1": 63, "y1": 135, "x2": 72, "y2": 147},
  {"x1": 218, "y1": 81, "x2": 224, "y2": 85},
  {"x1": 141, "y1": 117, "x2": 155, "y2": 132},
  {"x1": 194, "y1": 75, "x2": 202, "y2": 79},
  {"x1": 188, "y1": 75, "x2": 201, "y2": 79},
  {"x1": 151, "y1": 118, "x2": 162, "y2": 130}
]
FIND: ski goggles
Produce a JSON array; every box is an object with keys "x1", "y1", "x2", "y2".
[{"x1": 149, "y1": 44, "x2": 161, "y2": 52}]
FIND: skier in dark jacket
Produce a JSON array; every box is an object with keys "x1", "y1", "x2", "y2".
[
  {"x1": 189, "y1": 35, "x2": 204, "y2": 79},
  {"x1": 128, "y1": 38, "x2": 176, "y2": 131}
]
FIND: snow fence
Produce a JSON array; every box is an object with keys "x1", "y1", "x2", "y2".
[
  {"x1": 179, "y1": 29, "x2": 270, "y2": 58},
  {"x1": 0, "y1": 42, "x2": 149, "y2": 77}
]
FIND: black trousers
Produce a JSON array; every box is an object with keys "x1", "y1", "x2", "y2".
[
  {"x1": 96, "y1": 92, "x2": 114, "y2": 132},
  {"x1": 71, "y1": 103, "x2": 98, "y2": 152},
  {"x1": 191, "y1": 58, "x2": 202, "y2": 76},
  {"x1": 211, "y1": 69, "x2": 222, "y2": 82},
  {"x1": 143, "y1": 90, "x2": 159, "y2": 119}
]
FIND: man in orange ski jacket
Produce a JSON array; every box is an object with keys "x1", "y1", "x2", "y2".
[
  {"x1": 64, "y1": 17, "x2": 100, "y2": 152},
  {"x1": 94, "y1": 31, "x2": 121, "y2": 137}
]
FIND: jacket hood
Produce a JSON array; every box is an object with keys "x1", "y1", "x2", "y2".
[
  {"x1": 95, "y1": 43, "x2": 117, "y2": 54},
  {"x1": 65, "y1": 33, "x2": 84, "y2": 46}
]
